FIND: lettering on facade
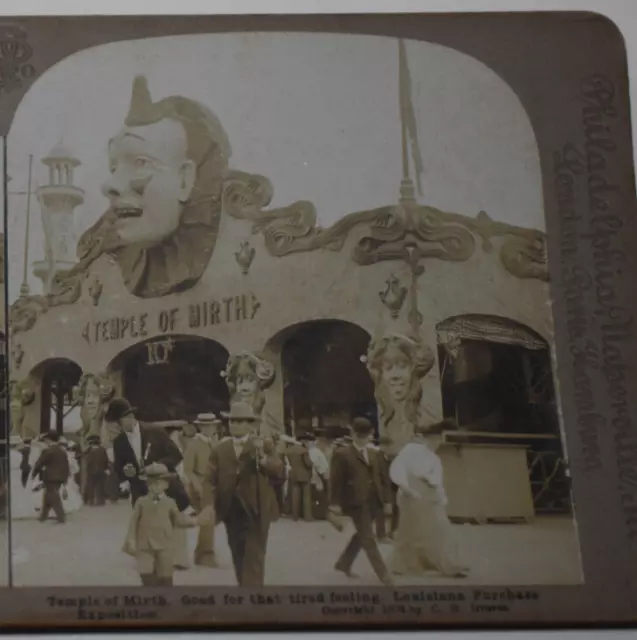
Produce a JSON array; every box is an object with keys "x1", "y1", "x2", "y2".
[{"x1": 81, "y1": 293, "x2": 260, "y2": 345}]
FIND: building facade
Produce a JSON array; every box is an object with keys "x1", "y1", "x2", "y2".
[{"x1": 7, "y1": 69, "x2": 567, "y2": 517}]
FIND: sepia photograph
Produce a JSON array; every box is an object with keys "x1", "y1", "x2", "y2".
[
  {"x1": 0, "y1": 138, "x2": 9, "y2": 587},
  {"x1": 5, "y1": 30, "x2": 583, "y2": 590}
]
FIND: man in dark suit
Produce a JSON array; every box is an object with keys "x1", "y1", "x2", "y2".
[
  {"x1": 83, "y1": 435, "x2": 110, "y2": 506},
  {"x1": 329, "y1": 417, "x2": 394, "y2": 585},
  {"x1": 211, "y1": 401, "x2": 285, "y2": 587},
  {"x1": 285, "y1": 436, "x2": 314, "y2": 521},
  {"x1": 107, "y1": 398, "x2": 189, "y2": 511},
  {"x1": 31, "y1": 430, "x2": 70, "y2": 523},
  {"x1": 375, "y1": 435, "x2": 399, "y2": 542}
]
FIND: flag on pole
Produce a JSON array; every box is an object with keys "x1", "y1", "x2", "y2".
[{"x1": 398, "y1": 39, "x2": 424, "y2": 196}]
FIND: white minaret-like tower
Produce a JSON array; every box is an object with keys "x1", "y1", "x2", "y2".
[{"x1": 33, "y1": 142, "x2": 84, "y2": 293}]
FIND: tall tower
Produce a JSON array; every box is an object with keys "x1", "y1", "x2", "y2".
[{"x1": 33, "y1": 142, "x2": 84, "y2": 294}]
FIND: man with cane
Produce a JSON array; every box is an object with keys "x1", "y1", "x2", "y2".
[{"x1": 211, "y1": 402, "x2": 285, "y2": 586}]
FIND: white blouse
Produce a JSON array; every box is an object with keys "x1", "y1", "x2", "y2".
[{"x1": 389, "y1": 441, "x2": 447, "y2": 505}]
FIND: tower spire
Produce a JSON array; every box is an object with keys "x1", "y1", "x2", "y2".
[
  {"x1": 33, "y1": 142, "x2": 83, "y2": 294},
  {"x1": 398, "y1": 39, "x2": 424, "y2": 204}
]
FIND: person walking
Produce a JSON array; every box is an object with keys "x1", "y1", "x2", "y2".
[
  {"x1": 329, "y1": 417, "x2": 394, "y2": 585},
  {"x1": 286, "y1": 435, "x2": 314, "y2": 521},
  {"x1": 31, "y1": 430, "x2": 70, "y2": 524},
  {"x1": 211, "y1": 402, "x2": 285, "y2": 586},
  {"x1": 389, "y1": 420, "x2": 469, "y2": 578},
  {"x1": 184, "y1": 413, "x2": 221, "y2": 568},
  {"x1": 107, "y1": 398, "x2": 191, "y2": 568}
]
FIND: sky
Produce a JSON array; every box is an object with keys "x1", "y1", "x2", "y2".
[{"x1": 5, "y1": 32, "x2": 543, "y2": 301}]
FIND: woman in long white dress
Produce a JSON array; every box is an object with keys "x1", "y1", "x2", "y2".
[
  {"x1": 389, "y1": 421, "x2": 469, "y2": 578},
  {"x1": 9, "y1": 436, "x2": 40, "y2": 520},
  {"x1": 60, "y1": 440, "x2": 83, "y2": 513}
]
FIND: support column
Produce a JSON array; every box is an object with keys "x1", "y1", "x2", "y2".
[
  {"x1": 418, "y1": 320, "x2": 444, "y2": 425},
  {"x1": 19, "y1": 377, "x2": 40, "y2": 441},
  {"x1": 261, "y1": 343, "x2": 285, "y2": 438}
]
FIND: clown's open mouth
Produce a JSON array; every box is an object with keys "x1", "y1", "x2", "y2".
[{"x1": 114, "y1": 207, "x2": 143, "y2": 219}]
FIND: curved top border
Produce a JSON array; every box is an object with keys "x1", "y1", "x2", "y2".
[{"x1": 0, "y1": 12, "x2": 626, "y2": 138}]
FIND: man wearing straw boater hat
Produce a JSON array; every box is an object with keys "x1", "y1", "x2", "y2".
[
  {"x1": 329, "y1": 417, "x2": 394, "y2": 585},
  {"x1": 183, "y1": 412, "x2": 222, "y2": 568},
  {"x1": 211, "y1": 401, "x2": 285, "y2": 586}
]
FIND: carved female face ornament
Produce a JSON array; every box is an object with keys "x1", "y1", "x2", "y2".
[
  {"x1": 223, "y1": 352, "x2": 276, "y2": 414},
  {"x1": 102, "y1": 118, "x2": 196, "y2": 246},
  {"x1": 235, "y1": 360, "x2": 259, "y2": 404},
  {"x1": 381, "y1": 343, "x2": 414, "y2": 402},
  {"x1": 83, "y1": 378, "x2": 101, "y2": 420}
]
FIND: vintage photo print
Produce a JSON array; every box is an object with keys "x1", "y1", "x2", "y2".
[
  {"x1": 0, "y1": 136, "x2": 9, "y2": 587},
  {"x1": 1, "y1": 13, "x2": 636, "y2": 627}
]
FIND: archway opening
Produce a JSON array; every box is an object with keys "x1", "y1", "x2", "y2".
[
  {"x1": 34, "y1": 358, "x2": 83, "y2": 434},
  {"x1": 277, "y1": 320, "x2": 375, "y2": 438},
  {"x1": 437, "y1": 314, "x2": 568, "y2": 513},
  {"x1": 108, "y1": 335, "x2": 230, "y2": 423}
]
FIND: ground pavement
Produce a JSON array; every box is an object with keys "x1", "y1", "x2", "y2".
[{"x1": 10, "y1": 503, "x2": 583, "y2": 587}]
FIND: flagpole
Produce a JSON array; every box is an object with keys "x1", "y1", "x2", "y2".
[
  {"x1": 399, "y1": 40, "x2": 410, "y2": 184},
  {"x1": 398, "y1": 39, "x2": 424, "y2": 203},
  {"x1": 19, "y1": 154, "x2": 33, "y2": 297}
]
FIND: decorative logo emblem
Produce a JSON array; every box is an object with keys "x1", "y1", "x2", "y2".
[
  {"x1": 88, "y1": 278, "x2": 103, "y2": 306},
  {"x1": 146, "y1": 338, "x2": 175, "y2": 366},
  {"x1": 0, "y1": 25, "x2": 35, "y2": 94},
  {"x1": 235, "y1": 240, "x2": 256, "y2": 275}
]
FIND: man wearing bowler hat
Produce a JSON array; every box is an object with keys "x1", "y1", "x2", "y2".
[
  {"x1": 211, "y1": 401, "x2": 285, "y2": 586},
  {"x1": 31, "y1": 430, "x2": 70, "y2": 523},
  {"x1": 329, "y1": 417, "x2": 394, "y2": 585},
  {"x1": 184, "y1": 413, "x2": 222, "y2": 567},
  {"x1": 107, "y1": 398, "x2": 189, "y2": 511}
]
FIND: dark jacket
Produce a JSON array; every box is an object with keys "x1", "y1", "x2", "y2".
[
  {"x1": 329, "y1": 444, "x2": 390, "y2": 514},
  {"x1": 211, "y1": 437, "x2": 285, "y2": 529},
  {"x1": 286, "y1": 444, "x2": 313, "y2": 483},
  {"x1": 85, "y1": 445, "x2": 110, "y2": 476},
  {"x1": 32, "y1": 445, "x2": 70, "y2": 484},
  {"x1": 112, "y1": 423, "x2": 189, "y2": 510}
]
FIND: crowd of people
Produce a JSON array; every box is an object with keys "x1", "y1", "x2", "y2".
[{"x1": 8, "y1": 396, "x2": 469, "y2": 587}]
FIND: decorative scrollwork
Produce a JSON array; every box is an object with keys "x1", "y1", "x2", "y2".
[
  {"x1": 352, "y1": 205, "x2": 476, "y2": 266},
  {"x1": 223, "y1": 172, "x2": 547, "y2": 280},
  {"x1": 48, "y1": 271, "x2": 83, "y2": 307},
  {"x1": 500, "y1": 235, "x2": 549, "y2": 281},
  {"x1": 9, "y1": 294, "x2": 49, "y2": 334},
  {"x1": 9, "y1": 271, "x2": 83, "y2": 335}
]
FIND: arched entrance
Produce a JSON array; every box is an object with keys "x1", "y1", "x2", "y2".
[
  {"x1": 34, "y1": 358, "x2": 83, "y2": 434},
  {"x1": 108, "y1": 335, "x2": 230, "y2": 422},
  {"x1": 273, "y1": 320, "x2": 375, "y2": 437},
  {"x1": 436, "y1": 314, "x2": 556, "y2": 434},
  {"x1": 437, "y1": 314, "x2": 569, "y2": 513}
]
